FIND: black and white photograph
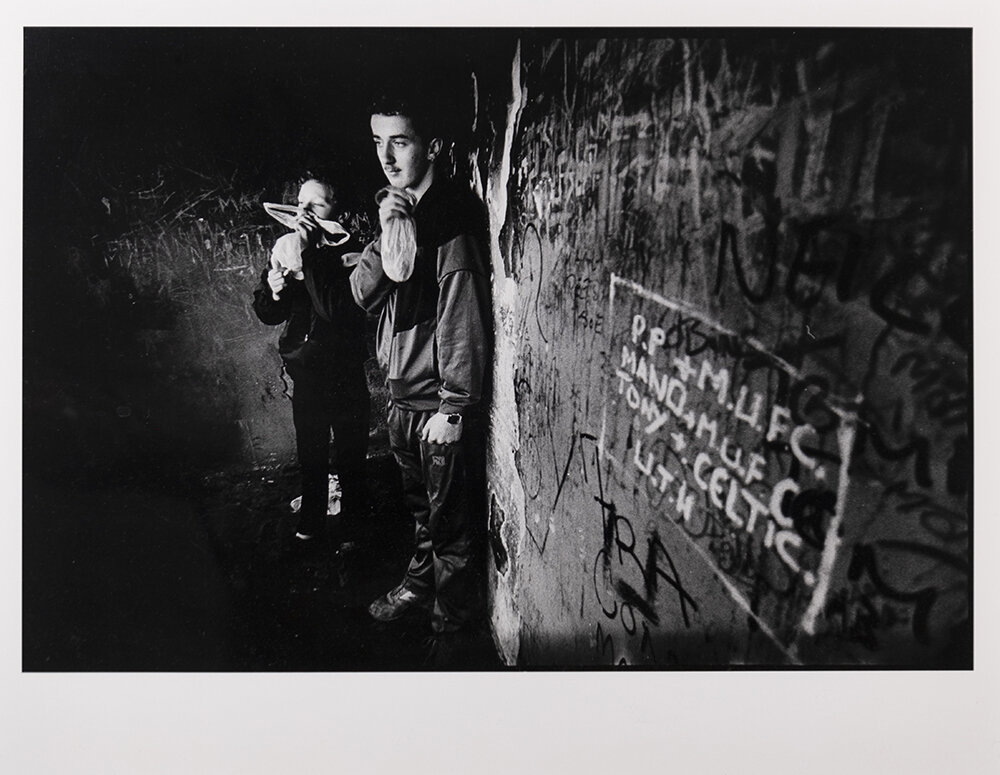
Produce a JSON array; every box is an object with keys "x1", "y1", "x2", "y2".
[{"x1": 9, "y1": 6, "x2": 997, "y2": 773}]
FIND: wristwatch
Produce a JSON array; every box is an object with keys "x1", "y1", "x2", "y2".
[{"x1": 446, "y1": 413, "x2": 462, "y2": 425}]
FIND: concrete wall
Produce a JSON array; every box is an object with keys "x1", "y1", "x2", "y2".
[
  {"x1": 481, "y1": 35, "x2": 970, "y2": 666},
  {"x1": 24, "y1": 179, "x2": 301, "y2": 481},
  {"x1": 24, "y1": 29, "x2": 399, "y2": 482}
]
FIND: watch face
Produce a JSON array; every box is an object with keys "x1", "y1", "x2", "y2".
[{"x1": 447, "y1": 414, "x2": 461, "y2": 424}]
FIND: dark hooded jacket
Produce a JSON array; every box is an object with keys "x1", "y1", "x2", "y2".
[{"x1": 253, "y1": 236, "x2": 368, "y2": 378}]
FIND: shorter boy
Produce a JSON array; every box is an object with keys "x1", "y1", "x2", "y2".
[{"x1": 253, "y1": 175, "x2": 371, "y2": 544}]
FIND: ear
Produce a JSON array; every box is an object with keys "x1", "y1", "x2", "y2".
[{"x1": 427, "y1": 137, "x2": 444, "y2": 161}]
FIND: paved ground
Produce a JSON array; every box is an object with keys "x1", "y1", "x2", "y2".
[{"x1": 23, "y1": 451, "x2": 504, "y2": 672}]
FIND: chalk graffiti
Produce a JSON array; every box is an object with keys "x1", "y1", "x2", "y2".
[{"x1": 601, "y1": 276, "x2": 856, "y2": 649}]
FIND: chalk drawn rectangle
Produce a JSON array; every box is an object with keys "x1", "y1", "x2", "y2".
[{"x1": 600, "y1": 274, "x2": 858, "y2": 658}]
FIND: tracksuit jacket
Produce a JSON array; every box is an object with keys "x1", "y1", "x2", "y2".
[{"x1": 349, "y1": 177, "x2": 491, "y2": 416}]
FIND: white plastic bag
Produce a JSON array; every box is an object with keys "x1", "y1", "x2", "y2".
[
  {"x1": 375, "y1": 187, "x2": 417, "y2": 283},
  {"x1": 263, "y1": 202, "x2": 351, "y2": 245}
]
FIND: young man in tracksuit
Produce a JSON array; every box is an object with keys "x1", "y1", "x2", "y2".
[
  {"x1": 253, "y1": 176, "x2": 371, "y2": 545},
  {"x1": 350, "y1": 92, "x2": 491, "y2": 654}
]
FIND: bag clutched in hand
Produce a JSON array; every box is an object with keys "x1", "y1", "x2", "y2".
[
  {"x1": 269, "y1": 232, "x2": 307, "y2": 283},
  {"x1": 375, "y1": 187, "x2": 417, "y2": 283}
]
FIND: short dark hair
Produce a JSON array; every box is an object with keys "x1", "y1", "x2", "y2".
[
  {"x1": 297, "y1": 163, "x2": 339, "y2": 193},
  {"x1": 368, "y1": 80, "x2": 454, "y2": 145},
  {"x1": 293, "y1": 162, "x2": 360, "y2": 213}
]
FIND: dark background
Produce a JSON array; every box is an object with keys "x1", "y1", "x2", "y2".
[
  {"x1": 23, "y1": 27, "x2": 517, "y2": 478},
  {"x1": 22, "y1": 27, "x2": 517, "y2": 670}
]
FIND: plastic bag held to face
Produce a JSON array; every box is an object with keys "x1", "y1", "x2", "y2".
[
  {"x1": 263, "y1": 202, "x2": 352, "y2": 298},
  {"x1": 263, "y1": 202, "x2": 351, "y2": 245},
  {"x1": 376, "y1": 187, "x2": 417, "y2": 283}
]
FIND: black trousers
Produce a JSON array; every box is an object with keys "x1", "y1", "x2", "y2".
[
  {"x1": 388, "y1": 405, "x2": 485, "y2": 634},
  {"x1": 288, "y1": 364, "x2": 370, "y2": 524}
]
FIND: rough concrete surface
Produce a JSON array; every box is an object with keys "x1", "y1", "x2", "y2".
[{"x1": 23, "y1": 451, "x2": 503, "y2": 672}]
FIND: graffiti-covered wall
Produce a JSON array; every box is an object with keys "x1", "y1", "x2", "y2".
[{"x1": 481, "y1": 34, "x2": 970, "y2": 666}]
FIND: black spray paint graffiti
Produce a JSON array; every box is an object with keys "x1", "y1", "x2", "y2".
[
  {"x1": 576, "y1": 431, "x2": 697, "y2": 666},
  {"x1": 517, "y1": 35, "x2": 967, "y2": 503},
  {"x1": 489, "y1": 493, "x2": 509, "y2": 575},
  {"x1": 698, "y1": 75, "x2": 970, "y2": 625},
  {"x1": 824, "y1": 540, "x2": 969, "y2": 651},
  {"x1": 502, "y1": 36, "x2": 969, "y2": 664},
  {"x1": 855, "y1": 326, "x2": 969, "y2": 501}
]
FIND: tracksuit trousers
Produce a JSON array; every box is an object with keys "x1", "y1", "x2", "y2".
[{"x1": 388, "y1": 405, "x2": 485, "y2": 634}]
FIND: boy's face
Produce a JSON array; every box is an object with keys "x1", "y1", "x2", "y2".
[
  {"x1": 371, "y1": 113, "x2": 437, "y2": 191},
  {"x1": 297, "y1": 179, "x2": 335, "y2": 220}
]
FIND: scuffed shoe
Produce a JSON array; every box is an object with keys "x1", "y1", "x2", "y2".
[{"x1": 368, "y1": 583, "x2": 432, "y2": 622}]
